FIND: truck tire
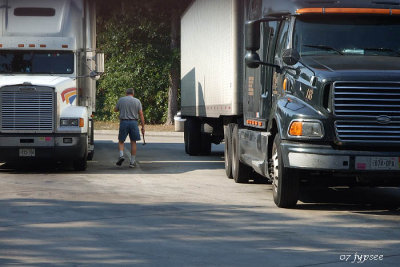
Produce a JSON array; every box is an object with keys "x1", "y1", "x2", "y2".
[
  {"x1": 232, "y1": 124, "x2": 251, "y2": 183},
  {"x1": 200, "y1": 133, "x2": 212, "y2": 155},
  {"x1": 184, "y1": 117, "x2": 201, "y2": 155},
  {"x1": 87, "y1": 150, "x2": 94, "y2": 161},
  {"x1": 73, "y1": 153, "x2": 87, "y2": 171},
  {"x1": 87, "y1": 119, "x2": 95, "y2": 161},
  {"x1": 271, "y1": 135, "x2": 299, "y2": 208},
  {"x1": 73, "y1": 140, "x2": 88, "y2": 171},
  {"x1": 224, "y1": 124, "x2": 233, "y2": 178}
]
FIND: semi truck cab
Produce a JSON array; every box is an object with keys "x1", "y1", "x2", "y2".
[
  {"x1": 0, "y1": 0, "x2": 103, "y2": 170},
  {"x1": 243, "y1": 2, "x2": 400, "y2": 207}
]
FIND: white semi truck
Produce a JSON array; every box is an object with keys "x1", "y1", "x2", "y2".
[{"x1": 0, "y1": 0, "x2": 103, "y2": 170}]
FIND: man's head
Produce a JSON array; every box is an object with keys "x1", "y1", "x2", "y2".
[{"x1": 126, "y1": 88, "x2": 134, "y2": 96}]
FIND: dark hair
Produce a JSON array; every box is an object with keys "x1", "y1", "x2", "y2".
[{"x1": 126, "y1": 88, "x2": 134, "y2": 95}]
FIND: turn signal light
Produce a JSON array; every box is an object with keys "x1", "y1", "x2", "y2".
[
  {"x1": 289, "y1": 121, "x2": 303, "y2": 136},
  {"x1": 79, "y1": 118, "x2": 84, "y2": 128}
]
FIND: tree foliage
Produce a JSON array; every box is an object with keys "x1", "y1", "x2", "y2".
[{"x1": 95, "y1": 1, "x2": 176, "y2": 123}]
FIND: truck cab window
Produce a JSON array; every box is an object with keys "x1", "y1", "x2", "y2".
[
  {"x1": 0, "y1": 51, "x2": 74, "y2": 74},
  {"x1": 275, "y1": 20, "x2": 290, "y2": 63},
  {"x1": 293, "y1": 15, "x2": 400, "y2": 57}
]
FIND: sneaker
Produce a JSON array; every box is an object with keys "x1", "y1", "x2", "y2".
[
  {"x1": 116, "y1": 157, "x2": 125, "y2": 166},
  {"x1": 129, "y1": 161, "x2": 137, "y2": 168}
]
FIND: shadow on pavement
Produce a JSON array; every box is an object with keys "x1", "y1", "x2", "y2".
[
  {"x1": 1, "y1": 198, "x2": 400, "y2": 266},
  {"x1": 298, "y1": 186, "x2": 400, "y2": 213},
  {"x1": 0, "y1": 140, "x2": 225, "y2": 175}
]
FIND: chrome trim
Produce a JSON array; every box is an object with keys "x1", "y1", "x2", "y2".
[
  {"x1": 0, "y1": 86, "x2": 55, "y2": 133},
  {"x1": 333, "y1": 81, "x2": 400, "y2": 143},
  {"x1": 288, "y1": 152, "x2": 350, "y2": 170}
]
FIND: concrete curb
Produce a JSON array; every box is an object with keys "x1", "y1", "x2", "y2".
[{"x1": 95, "y1": 130, "x2": 184, "y2": 137}]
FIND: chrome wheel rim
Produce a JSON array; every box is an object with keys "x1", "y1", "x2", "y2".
[{"x1": 272, "y1": 147, "x2": 279, "y2": 193}]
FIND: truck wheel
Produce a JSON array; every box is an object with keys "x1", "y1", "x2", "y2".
[
  {"x1": 73, "y1": 157, "x2": 87, "y2": 171},
  {"x1": 232, "y1": 124, "x2": 251, "y2": 183},
  {"x1": 184, "y1": 117, "x2": 201, "y2": 155},
  {"x1": 200, "y1": 133, "x2": 212, "y2": 155},
  {"x1": 224, "y1": 124, "x2": 233, "y2": 178},
  {"x1": 87, "y1": 119, "x2": 94, "y2": 161},
  {"x1": 87, "y1": 150, "x2": 94, "y2": 161},
  {"x1": 73, "y1": 145, "x2": 88, "y2": 171},
  {"x1": 271, "y1": 135, "x2": 299, "y2": 208}
]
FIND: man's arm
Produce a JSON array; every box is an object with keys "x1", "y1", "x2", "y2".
[{"x1": 139, "y1": 109, "x2": 145, "y2": 133}]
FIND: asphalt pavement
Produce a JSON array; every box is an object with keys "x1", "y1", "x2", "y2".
[{"x1": 0, "y1": 131, "x2": 399, "y2": 266}]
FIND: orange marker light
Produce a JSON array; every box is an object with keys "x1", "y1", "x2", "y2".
[
  {"x1": 79, "y1": 118, "x2": 84, "y2": 128},
  {"x1": 296, "y1": 8, "x2": 323, "y2": 14},
  {"x1": 296, "y1": 8, "x2": 399, "y2": 15},
  {"x1": 289, "y1": 121, "x2": 303, "y2": 136},
  {"x1": 40, "y1": 44, "x2": 46, "y2": 48},
  {"x1": 18, "y1": 44, "x2": 24, "y2": 48},
  {"x1": 62, "y1": 44, "x2": 68, "y2": 48},
  {"x1": 0, "y1": 44, "x2": 2, "y2": 48},
  {"x1": 29, "y1": 44, "x2": 35, "y2": 48},
  {"x1": 283, "y1": 78, "x2": 288, "y2": 91}
]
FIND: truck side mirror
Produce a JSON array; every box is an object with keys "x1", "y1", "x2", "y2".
[
  {"x1": 245, "y1": 20, "x2": 261, "y2": 51},
  {"x1": 245, "y1": 51, "x2": 261, "y2": 68},
  {"x1": 95, "y1": 53, "x2": 105, "y2": 74},
  {"x1": 245, "y1": 20, "x2": 261, "y2": 68},
  {"x1": 282, "y1": 49, "x2": 300, "y2": 66}
]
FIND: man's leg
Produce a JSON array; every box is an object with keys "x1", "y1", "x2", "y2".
[
  {"x1": 117, "y1": 121, "x2": 128, "y2": 166},
  {"x1": 116, "y1": 141, "x2": 125, "y2": 166},
  {"x1": 118, "y1": 141, "x2": 125, "y2": 157},
  {"x1": 130, "y1": 140, "x2": 137, "y2": 167}
]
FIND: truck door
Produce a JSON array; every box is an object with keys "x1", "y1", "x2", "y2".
[{"x1": 244, "y1": 19, "x2": 279, "y2": 128}]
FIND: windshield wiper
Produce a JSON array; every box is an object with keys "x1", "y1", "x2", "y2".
[
  {"x1": 303, "y1": 44, "x2": 343, "y2": 55},
  {"x1": 363, "y1": 47, "x2": 400, "y2": 56}
]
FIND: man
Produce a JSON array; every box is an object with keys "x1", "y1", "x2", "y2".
[{"x1": 114, "y1": 88, "x2": 145, "y2": 168}]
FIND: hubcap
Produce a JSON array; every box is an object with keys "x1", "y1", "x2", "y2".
[{"x1": 272, "y1": 148, "x2": 279, "y2": 193}]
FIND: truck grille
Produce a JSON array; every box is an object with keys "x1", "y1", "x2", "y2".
[
  {"x1": 1, "y1": 86, "x2": 54, "y2": 132},
  {"x1": 334, "y1": 82, "x2": 400, "y2": 143}
]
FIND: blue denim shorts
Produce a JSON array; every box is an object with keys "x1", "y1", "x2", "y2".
[{"x1": 118, "y1": 120, "x2": 141, "y2": 142}]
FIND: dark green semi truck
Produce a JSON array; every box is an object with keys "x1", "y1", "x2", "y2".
[{"x1": 181, "y1": 0, "x2": 400, "y2": 208}]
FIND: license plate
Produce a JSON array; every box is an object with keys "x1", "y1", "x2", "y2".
[
  {"x1": 19, "y1": 148, "x2": 35, "y2": 157},
  {"x1": 356, "y1": 157, "x2": 400, "y2": 171}
]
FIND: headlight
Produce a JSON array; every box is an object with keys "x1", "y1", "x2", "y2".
[
  {"x1": 60, "y1": 118, "x2": 79, "y2": 127},
  {"x1": 288, "y1": 120, "x2": 324, "y2": 138}
]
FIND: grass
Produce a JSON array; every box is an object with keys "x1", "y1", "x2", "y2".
[{"x1": 95, "y1": 121, "x2": 175, "y2": 132}]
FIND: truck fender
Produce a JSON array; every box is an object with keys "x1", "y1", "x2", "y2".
[
  {"x1": 59, "y1": 106, "x2": 89, "y2": 134},
  {"x1": 274, "y1": 96, "x2": 325, "y2": 140}
]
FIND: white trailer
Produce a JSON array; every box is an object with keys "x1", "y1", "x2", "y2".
[
  {"x1": 181, "y1": 0, "x2": 243, "y2": 155},
  {"x1": 0, "y1": 0, "x2": 104, "y2": 170}
]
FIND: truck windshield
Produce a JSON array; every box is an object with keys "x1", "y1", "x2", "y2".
[
  {"x1": 293, "y1": 15, "x2": 400, "y2": 57},
  {"x1": 0, "y1": 51, "x2": 74, "y2": 74}
]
